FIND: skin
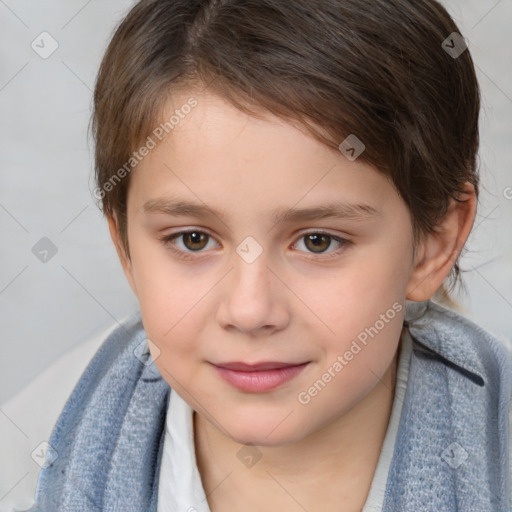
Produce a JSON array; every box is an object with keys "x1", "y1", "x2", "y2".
[{"x1": 108, "y1": 88, "x2": 477, "y2": 511}]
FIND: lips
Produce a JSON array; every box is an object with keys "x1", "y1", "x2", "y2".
[
  {"x1": 214, "y1": 361, "x2": 306, "y2": 371},
  {"x1": 213, "y1": 361, "x2": 310, "y2": 392}
]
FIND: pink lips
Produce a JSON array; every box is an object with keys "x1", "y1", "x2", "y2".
[{"x1": 213, "y1": 361, "x2": 309, "y2": 392}]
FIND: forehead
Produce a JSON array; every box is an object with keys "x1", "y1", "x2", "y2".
[{"x1": 127, "y1": 89, "x2": 402, "y2": 220}]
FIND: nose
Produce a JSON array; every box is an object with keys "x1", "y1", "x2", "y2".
[{"x1": 216, "y1": 250, "x2": 290, "y2": 336}]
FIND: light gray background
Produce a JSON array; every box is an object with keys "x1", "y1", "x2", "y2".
[{"x1": 1, "y1": 0, "x2": 511, "y2": 405}]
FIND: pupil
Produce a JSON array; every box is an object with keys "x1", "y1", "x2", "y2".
[
  {"x1": 307, "y1": 234, "x2": 329, "y2": 252},
  {"x1": 187, "y1": 232, "x2": 205, "y2": 250}
]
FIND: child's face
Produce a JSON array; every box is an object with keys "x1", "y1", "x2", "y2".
[{"x1": 117, "y1": 89, "x2": 417, "y2": 446}]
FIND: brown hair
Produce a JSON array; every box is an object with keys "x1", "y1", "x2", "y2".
[{"x1": 90, "y1": 0, "x2": 480, "y2": 301}]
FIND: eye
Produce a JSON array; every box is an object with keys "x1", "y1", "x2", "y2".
[
  {"x1": 161, "y1": 230, "x2": 219, "y2": 258},
  {"x1": 292, "y1": 231, "x2": 350, "y2": 258},
  {"x1": 160, "y1": 229, "x2": 351, "y2": 260}
]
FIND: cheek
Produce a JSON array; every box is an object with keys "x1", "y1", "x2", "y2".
[
  {"x1": 128, "y1": 236, "x2": 206, "y2": 359},
  {"x1": 352, "y1": 233, "x2": 412, "y2": 308},
  {"x1": 141, "y1": 282, "x2": 206, "y2": 392},
  {"x1": 292, "y1": 243, "x2": 409, "y2": 341}
]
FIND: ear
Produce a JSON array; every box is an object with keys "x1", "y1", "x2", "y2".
[
  {"x1": 406, "y1": 182, "x2": 477, "y2": 301},
  {"x1": 107, "y1": 213, "x2": 138, "y2": 297}
]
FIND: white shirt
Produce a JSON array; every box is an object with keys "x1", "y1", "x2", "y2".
[{"x1": 157, "y1": 328, "x2": 414, "y2": 512}]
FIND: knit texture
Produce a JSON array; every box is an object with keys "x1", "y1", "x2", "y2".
[
  {"x1": 382, "y1": 301, "x2": 511, "y2": 512},
  {"x1": 30, "y1": 313, "x2": 169, "y2": 512},
  {"x1": 29, "y1": 301, "x2": 511, "y2": 512}
]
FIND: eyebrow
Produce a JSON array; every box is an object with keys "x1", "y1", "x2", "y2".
[{"x1": 142, "y1": 197, "x2": 381, "y2": 224}]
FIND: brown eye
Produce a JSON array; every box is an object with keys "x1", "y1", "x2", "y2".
[
  {"x1": 162, "y1": 230, "x2": 217, "y2": 256},
  {"x1": 181, "y1": 231, "x2": 209, "y2": 251},
  {"x1": 303, "y1": 233, "x2": 332, "y2": 253},
  {"x1": 293, "y1": 231, "x2": 350, "y2": 259}
]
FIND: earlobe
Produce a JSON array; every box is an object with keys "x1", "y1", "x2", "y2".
[
  {"x1": 107, "y1": 213, "x2": 138, "y2": 296},
  {"x1": 406, "y1": 183, "x2": 477, "y2": 301}
]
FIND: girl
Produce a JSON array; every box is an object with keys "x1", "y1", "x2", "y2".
[{"x1": 30, "y1": 1, "x2": 511, "y2": 510}]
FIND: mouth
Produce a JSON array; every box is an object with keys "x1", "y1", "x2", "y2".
[
  {"x1": 215, "y1": 361, "x2": 308, "y2": 371},
  {"x1": 211, "y1": 361, "x2": 310, "y2": 392}
]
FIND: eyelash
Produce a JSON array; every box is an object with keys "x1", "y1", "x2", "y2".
[{"x1": 160, "y1": 229, "x2": 351, "y2": 261}]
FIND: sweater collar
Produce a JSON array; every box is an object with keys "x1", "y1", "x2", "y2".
[{"x1": 404, "y1": 300, "x2": 486, "y2": 387}]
